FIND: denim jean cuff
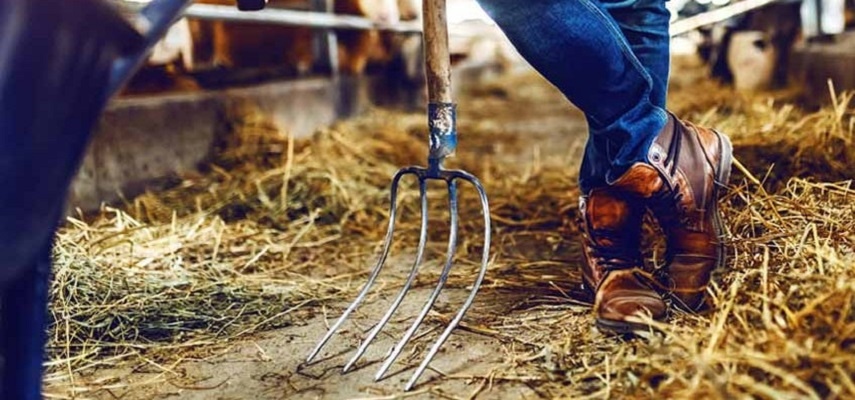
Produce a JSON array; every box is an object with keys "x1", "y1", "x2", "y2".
[{"x1": 597, "y1": 105, "x2": 668, "y2": 187}]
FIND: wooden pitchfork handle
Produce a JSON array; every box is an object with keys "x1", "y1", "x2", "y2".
[
  {"x1": 422, "y1": 0, "x2": 457, "y2": 169},
  {"x1": 423, "y1": 0, "x2": 453, "y2": 104}
]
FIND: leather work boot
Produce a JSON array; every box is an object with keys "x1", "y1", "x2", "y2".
[
  {"x1": 609, "y1": 113, "x2": 733, "y2": 311},
  {"x1": 579, "y1": 186, "x2": 667, "y2": 334},
  {"x1": 648, "y1": 114, "x2": 733, "y2": 311}
]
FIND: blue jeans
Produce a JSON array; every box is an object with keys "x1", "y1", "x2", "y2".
[{"x1": 476, "y1": 0, "x2": 672, "y2": 192}]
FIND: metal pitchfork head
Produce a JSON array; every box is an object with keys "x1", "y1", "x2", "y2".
[{"x1": 304, "y1": 0, "x2": 492, "y2": 391}]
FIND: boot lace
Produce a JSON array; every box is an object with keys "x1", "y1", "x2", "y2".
[
  {"x1": 586, "y1": 229, "x2": 638, "y2": 272},
  {"x1": 651, "y1": 184, "x2": 695, "y2": 226}
]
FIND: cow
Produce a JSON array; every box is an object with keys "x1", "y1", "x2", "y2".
[
  {"x1": 335, "y1": 0, "x2": 402, "y2": 74},
  {"x1": 188, "y1": 0, "x2": 315, "y2": 80},
  {"x1": 123, "y1": 0, "x2": 423, "y2": 92},
  {"x1": 688, "y1": 2, "x2": 802, "y2": 89},
  {"x1": 186, "y1": 0, "x2": 405, "y2": 86},
  {"x1": 122, "y1": 18, "x2": 200, "y2": 95}
]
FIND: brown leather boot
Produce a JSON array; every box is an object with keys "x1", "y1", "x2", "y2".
[
  {"x1": 612, "y1": 113, "x2": 733, "y2": 311},
  {"x1": 579, "y1": 186, "x2": 666, "y2": 334}
]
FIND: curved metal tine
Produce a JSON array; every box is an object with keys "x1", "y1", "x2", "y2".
[
  {"x1": 405, "y1": 174, "x2": 491, "y2": 391},
  {"x1": 342, "y1": 179, "x2": 430, "y2": 373},
  {"x1": 305, "y1": 168, "x2": 413, "y2": 364},
  {"x1": 374, "y1": 180, "x2": 460, "y2": 382}
]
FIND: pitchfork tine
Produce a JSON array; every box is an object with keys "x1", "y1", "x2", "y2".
[
  {"x1": 305, "y1": 168, "x2": 411, "y2": 364},
  {"x1": 342, "y1": 179, "x2": 429, "y2": 373},
  {"x1": 375, "y1": 180, "x2": 460, "y2": 382},
  {"x1": 405, "y1": 173, "x2": 491, "y2": 391},
  {"x1": 307, "y1": 0, "x2": 492, "y2": 390}
]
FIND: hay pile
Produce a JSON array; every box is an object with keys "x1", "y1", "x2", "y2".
[{"x1": 45, "y1": 58, "x2": 854, "y2": 398}]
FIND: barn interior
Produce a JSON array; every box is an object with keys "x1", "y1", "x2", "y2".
[{"x1": 43, "y1": 0, "x2": 855, "y2": 399}]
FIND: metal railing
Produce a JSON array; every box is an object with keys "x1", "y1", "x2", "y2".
[
  {"x1": 113, "y1": 0, "x2": 423, "y2": 77},
  {"x1": 114, "y1": 1, "x2": 422, "y2": 32},
  {"x1": 670, "y1": 0, "x2": 784, "y2": 37}
]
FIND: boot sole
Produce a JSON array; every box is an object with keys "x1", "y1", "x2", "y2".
[{"x1": 596, "y1": 317, "x2": 661, "y2": 337}]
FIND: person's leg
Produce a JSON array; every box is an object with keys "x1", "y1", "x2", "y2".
[
  {"x1": 476, "y1": 0, "x2": 733, "y2": 323},
  {"x1": 475, "y1": 0, "x2": 668, "y2": 192},
  {"x1": 476, "y1": 0, "x2": 669, "y2": 331},
  {"x1": 477, "y1": 0, "x2": 733, "y2": 314},
  {"x1": 600, "y1": 0, "x2": 671, "y2": 108},
  {"x1": 599, "y1": 1, "x2": 734, "y2": 311}
]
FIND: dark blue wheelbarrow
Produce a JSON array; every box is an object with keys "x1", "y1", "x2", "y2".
[{"x1": 0, "y1": 0, "x2": 263, "y2": 397}]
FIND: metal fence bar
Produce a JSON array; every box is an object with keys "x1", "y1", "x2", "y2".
[
  {"x1": 670, "y1": 0, "x2": 782, "y2": 37},
  {"x1": 114, "y1": 1, "x2": 422, "y2": 33}
]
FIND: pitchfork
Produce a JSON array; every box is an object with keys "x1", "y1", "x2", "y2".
[{"x1": 304, "y1": 0, "x2": 492, "y2": 391}]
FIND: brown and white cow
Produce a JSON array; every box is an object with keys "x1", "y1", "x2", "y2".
[
  {"x1": 188, "y1": 0, "x2": 404, "y2": 81},
  {"x1": 124, "y1": 0, "x2": 419, "y2": 93}
]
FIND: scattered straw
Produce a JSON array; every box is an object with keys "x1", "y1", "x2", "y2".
[{"x1": 44, "y1": 55, "x2": 855, "y2": 398}]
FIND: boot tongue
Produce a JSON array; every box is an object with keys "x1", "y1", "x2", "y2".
[
  {"x1": 605, "y1": 114, "x2": 676, "y2": 197},
  {"x1": 609, "y1": 164, "x2": 664, "y2": 198},
  {"x1": 586, "y1": 191, "x2": 632, "y2": 231}
]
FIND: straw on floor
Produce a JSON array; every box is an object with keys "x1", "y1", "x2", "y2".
[{"x1": 45, "y1": 57, "x2": 855, "y2": 398}]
